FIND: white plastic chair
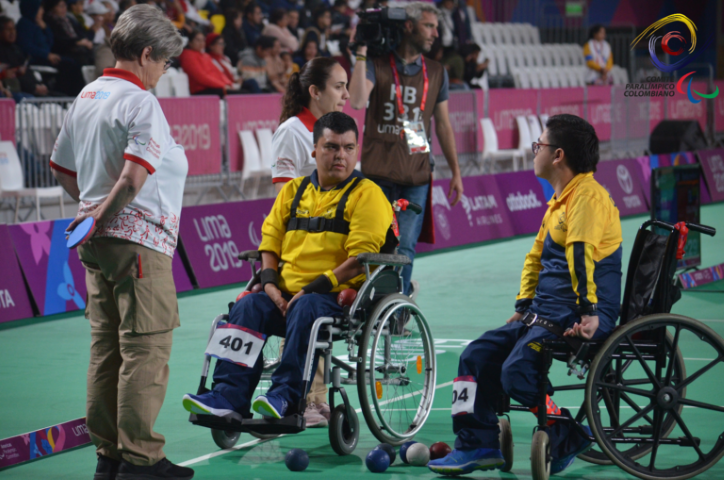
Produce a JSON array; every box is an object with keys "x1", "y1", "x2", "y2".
[
  {"x1": 527, "y1": 114, "x2": 542, "y2": 142},
  {"x1": 171, "y1": 73, "x2": 190, "y2": 97},
  {"x1": 500, "y1": 24, "x2": 515, "y2": 44},
  {"x1": 0, "y1": 141, "x2": 65, "y2": 223},
  {"x1": 539, "y1": 113, "x2": 550, "y2": 127},
  {"x1": 528, "y1": 68, "x2": 542, "y2": 88},
  {"x1": 154, "y1": 74, "x2": 174, "y2": 97},
  {"x1": 255, "y1": 128, "x2": 274, "y2": 170},
  {"x1": 480, "y1": 118, "x2": 524, "y2": 173},
  {"x1": 516, "y1": 115, "x2": 532, "y2": 168},
  {"x1": 238, "y1": 130, "x2": 269, "y2": 198},
  {"x1": 81, "y1": 65, "x2": 96, "y2": 84}
]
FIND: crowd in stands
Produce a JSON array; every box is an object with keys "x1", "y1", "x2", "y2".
[{"x1": 0, "y1": 0, "x2": 613, "y2": 101}]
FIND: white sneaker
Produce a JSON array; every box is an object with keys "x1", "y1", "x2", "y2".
[
  {"x1": 317, "y1": 402, "x2": 331, "y2": 421},
  {"x1": 303, "y1": 402, "x2": 328, "y2": 428},
  {"x1": 409, "y1": 280, "x2": 420, "y2": 301}
]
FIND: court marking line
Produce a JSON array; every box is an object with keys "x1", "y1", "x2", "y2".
[{"x1": 179, "y1": 380, "x2": 454, "y2": 467}]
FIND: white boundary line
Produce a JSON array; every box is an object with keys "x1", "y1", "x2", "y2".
[{"x1": 179, "y1": 380, "x2": 455, "y2": 467}]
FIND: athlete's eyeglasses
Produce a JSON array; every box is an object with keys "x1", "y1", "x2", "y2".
[{"x1": 532, "y1": 142, "x2": 560, "y2": 155}]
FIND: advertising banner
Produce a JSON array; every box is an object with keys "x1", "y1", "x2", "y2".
[
  {"x1": 158, "y1": 96, "x2": 222, "y2": 176},
  {"x1": 178, "y1": 198, "x2": 274, "y2": 288},
  {"x1": 0, "y1": 418, "x2": 91, "y2": 469},
  {"x1": 417, "y1": 175, "x2": 513, "y2": 253},
  {"x1": 431, "y1": 91, "x2": 478, "y2": 155},
  {"x1": 698, "y1": 148, "x2": 724, "y2": 202},
  {"x1": 0, "y1": 98, "x2": 14, "y2": 145},
  {"x1": 0, "y1": 225, "x2": 35, "y2": 323},
  {"x1": 487, "y1": 88, "x2": 538, "y2": 149},
  {"x1": 585, "y1": 86, "x2": 612, "y2": 141},
  {"x1": 493, "y1": 170, "x2": 549, "y2": 235},
  {"x1": 665, "y1": 80, "x2": 708, "y2": 133},
  {"x1": 594, "y1": 159, "x2": 649, "y2": 216},
  {"x1": 539, "y1": 87, "x2": 585, "y2": 119}
]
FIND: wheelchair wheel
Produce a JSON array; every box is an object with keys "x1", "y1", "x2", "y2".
[
  {"x1": 585, "y1": 314, "x2": 724, "y2": 480},
  {"x1": 357, "y1": 293, "x2": 436, "y2": 445},
  {"x1": 499, "y1": 418, "x2": 514, "y2": 472},
  {"x1": 329, "y1": 404, "x2": 360, "y2": 456},
  {"x1": 578, "y1": 330, "x2": 686, "y2": 465},
  {"x1": 531, "y1": 430, "x2": 551, "y2": 480},
  {"x1": 211, "y1": 429, "x2": 241, "y2": 450}
]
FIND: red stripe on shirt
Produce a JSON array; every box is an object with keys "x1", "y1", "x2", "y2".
[
  {"x1": 297, "y1": 107, "x2": 317, "y2": 132},
  {"x1": 272, "y1": 177, "x2": 294, "y2": 184},
  {"x1": 102, "y1": 68, "x2": 146, "y2": 90},
  {"x1": 123, "y1": 153, "x2": 156, "y2": 174},
  {"x1": 49, "y1": 160, "x2": 77, "y2": 178}
]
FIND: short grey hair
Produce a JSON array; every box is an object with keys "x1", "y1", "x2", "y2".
[
  {"x1": 404, "y1": 1, "x2": 441, "y2": 23},
  {"x1": 110, "y1": 4, "x2": 183, "y2": 61}
]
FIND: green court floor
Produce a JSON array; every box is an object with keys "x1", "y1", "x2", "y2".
[{"x1": 1, "y1": 205, "x2": 724, "y2": 480}]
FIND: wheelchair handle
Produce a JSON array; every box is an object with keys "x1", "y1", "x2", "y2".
[
  {"x1": 643, "y1": 220, "x2": 716, "y2": 236},
  {"x1": 394, "y1": 199, "x2": 423, "y2": 215}
]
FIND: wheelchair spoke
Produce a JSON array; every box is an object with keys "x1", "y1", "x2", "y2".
[
  {"x1": 648, "y1": 407, "x2": 664, "y2": 471},
  {"x1": 620, "y1": 392, "x2": 655, "y2": 424},
  {"x1": 625, "y1": 334, "x2": 661, "y2": 390},
  {"x1": 675, "y1": 356, "x2": 723, "y2": 393},
  {"x1": 596, "y1": 381, "x2": 656, "y2": 399},
  {"x1": 671, "y1": 408, "x2": 705, "y2": 461},
  {"x1": 664, "y1": 325, "x2": 681, "y2": 386},
  {"x1": 677, "y1": 397, "x2": 724, "y2": 413},
  {"x1": 608, "y1": 402, "x2": 656, "y2": 438},
  {"x1": 602, "y1": 386, "x2": 620, "y2": 427}
]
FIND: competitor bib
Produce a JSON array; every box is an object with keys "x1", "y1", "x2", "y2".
[
  {"x1": 205, "y1": 323, "x2": 266, "y2": 367},
  {"x1": 402, "y1": 120, "x2": 430, "y2": 154},
  {"x1": 451, "y1": 375, "x2": 477, "y2": 416}
]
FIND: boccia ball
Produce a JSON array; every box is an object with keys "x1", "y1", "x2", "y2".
[
  {"x1": 337, "y1": 288, "x2": 357, "y2": 307},
  {"x1": 429, "y1": 442, "x2": 452, "y2": 460},
  {"x1": 400, "y1": 441, "x2": 418, "y2": 464},
  {"x1": 236, "y1": 291, "x2": 252, "y2": 302},
  {"x1": 406, "y1": 443, "x2": 430, "y2": 466},
  {"x1": 365, "y1": 448, "x2": 390, "y2": 473},
  {"x1": 374, "y1": 443, "x2": 396, "y2": 464},
  {"x1": 251, "y1": 283, "x2": 263, "y2": 293},
  {"x1": 285, "y1": 448, "x2": 309, "y2": 472}
]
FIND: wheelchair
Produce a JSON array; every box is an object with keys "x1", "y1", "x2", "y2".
[
  {"x1": 496, "y1": 219, "x2": 724, "y2": 480},
  {"x1": 188, "y1": 203, "x2": 437, "y2": 456}
]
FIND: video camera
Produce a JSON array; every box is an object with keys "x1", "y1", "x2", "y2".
[{"x1": 353, "y1": 7, "x2": 408, "y2": 58}]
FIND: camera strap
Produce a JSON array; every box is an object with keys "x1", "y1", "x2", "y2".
[{"x1": 389, "y1": 53, "x2": 429, "y2": 117}]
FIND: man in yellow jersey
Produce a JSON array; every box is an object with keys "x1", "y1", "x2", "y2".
[
  {"x1": 429, "y1": 114, "x2": 622, "y2": 476},
  {"x1": 182, "y1": 112, "x2": 393, "y2": 420}
]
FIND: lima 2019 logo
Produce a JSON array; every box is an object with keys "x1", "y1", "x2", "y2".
[{"x1": 631, "y1": 14, "x2": 718, "y2": 103}]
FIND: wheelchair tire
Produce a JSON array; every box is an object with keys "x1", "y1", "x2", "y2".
[
  {"x1": 530, "y1": 430, "x2": 551, "y2": 480},
  {"x1": 211, "y1": 429, "x2": 241, "y2": 450},
  {"x1": 356, "y1": 293, "x2": 436, "y2": 446},
  {"x1": 329, "y1": 404, "x2": 359, "y2": 456},
  {"x1": 499, "y1": 418, "x2": 514, "y2": 472},
  {"x1": 578, "y1": 330, "x2": 686, "y2": 465},
  {"x1": 585, "y1": 314, "x2": 724, "y2": 480}
]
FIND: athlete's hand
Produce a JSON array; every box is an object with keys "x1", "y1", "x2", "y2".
[
  {"x1": 65, "y1": 205, "x2": 101, "y2": 247},
  {"x1": 265, "y1": 284, "x2": 288, "y2": 316},
  {"x1": 564, "y1": 315, "x2": 599, "y2": 340},
  {"x1": 287, "y1": 290, "x2": 306, "y2": 315},
  {"x1": 506, "y1": 312, "x2": 523, "y2": 324},
  {"x1": 448, "y1": 174, "x2": 463, "y2": 207}
]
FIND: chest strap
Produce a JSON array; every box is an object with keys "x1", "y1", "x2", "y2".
[{"x1": 287, "y1": 176, "x2": 361, "y2": 235}]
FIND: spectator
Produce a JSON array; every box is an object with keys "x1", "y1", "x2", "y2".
[
  {"x1": 293, "y1": 36, "x2": 317, "y2": 69},
  {"x1": 0, "y1": 0, "x2": 21, "y2": 23},
  {"x1": 164, "y1": 0, "x2": 186, "y2": 30},
  {"x1": 266, "y1": 36, "x2": 286, "y2": 92},
  {"x1": 0, "y1": 15, "x2": 52, "y2": 100},
  {"x1": 262, "y1": 8, "x2": 298, "y2": 52},
  {"x1": 461, "y1": 43, "x2": 487, "y2": 87},
  {"x1": 300, "y1": 7, "x2": 330, "y2": 56},
  {"x1": 286, "y1": 8, "x2": 301, "y2": 40},
  {"x1": 206, "y1": 32, "x2": 261, "y2": 93},
  {"x1": 17, "y1": 0, "x2": 86, "y2": 95},
  {"x1": 584, "y1": 24, "x2": 613, "y2": 85},
  {"x1": 66, "y1": 0, "x2": 94, "y2": 41},
  {"x1": 43, "y1": 0, "x2": 94, "y2": 65},
  {"x1": 89, "y1": 3, "x2": 115, "y2": 79},
  {"x1": 239, "y1": 35, "x2": 275, "y2": 92},
  {"x1": 179, "y1": 29, "x2": 237, "y2": 96},
  {"x1": 242, "y1": 2, "x2": 264, "y2": 47},
  {"x1": 329, "y1": 0, "x2": 351, "y2": 41},
  {"x1": 428, "y1": 40, "x2": 466, "y2": 90},
  {"x1": 222, "y1": 8, "x2": 247, "y2": 62},
  {"x1": 280, "y1": 50, "x2": 298, "y2": 83},
  {"x1": 85, "y1": 2, "x2": 110, "y2": 45}
]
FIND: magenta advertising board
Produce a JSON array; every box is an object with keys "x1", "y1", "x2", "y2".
[
  {"x1": 698, "y1": 149, "x2": 724, "y2": 203},
  {"x1": 0, "y1": 225, "x2": 35, "y2": 323},
  {"x1": 431, "y1": 91, "x2": 478, "y2": 155},
  {"x1": 417, "y1": 174, "x2": 513, "y2": 253},
  {"x1": 594, "y1": 159, "x2": 649, "y2": 216},
  {"x1": 586, "y1": 86, "x2": 612, "y2": 141},
  {"x1": 493, "y1": 171, "x2": 549, "y2": 236},
  {"x1": 540, "y1": 87, "x2": 585, "y2": 119},
  {"x1": 0, "y1": 98, "x2": 14, "y2": 145},
  {"x1": 178, "y1": 198, "x2": 274, "y2": 288},
  {"x1": 487, "y1": 88, "x2": 538, "y2": 149},
  {"x1": 158, "y1": 96, "x2": 222, "y2": 176},
  {"x1": 0, "y1": 417, "x2": 91, "y2": 469},
  {"x1": 666, "y1": 81, "x2": 708, "y2": 133}
]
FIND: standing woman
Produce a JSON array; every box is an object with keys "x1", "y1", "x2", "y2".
[{"x1": 50, "y1": 5, "x2": 193, "y2": 480}]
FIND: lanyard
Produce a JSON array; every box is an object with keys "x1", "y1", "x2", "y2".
[{"x1": 389, "y1": 53, "x2": 429, "y2": 118}]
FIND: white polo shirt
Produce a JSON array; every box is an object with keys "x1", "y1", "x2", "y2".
[
  {"x1": 271, "y1": 107, "x2": 317, "y2": 184},
  {"x1": 50, "y1": 68, "x2": 188, "y2": 257}
]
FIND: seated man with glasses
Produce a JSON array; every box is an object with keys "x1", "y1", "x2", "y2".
[{"x1": 429, "y1": 114, "x2": 623, "y2": 476}]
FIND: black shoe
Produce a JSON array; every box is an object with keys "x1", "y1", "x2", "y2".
[
  {"x1": 94, "y1": 454, "x2": 121, "y2": 480},
  {"x1": 116, "y1": 458, "x2": 194, "y2": 480}
]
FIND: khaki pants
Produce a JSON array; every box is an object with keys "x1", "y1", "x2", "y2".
[
  {"x1": 279, "y1": 339, "x2": 328, "y2": 405},
  {"x1": 78, "y1": 238, "x2": 180, "y2": 466}
]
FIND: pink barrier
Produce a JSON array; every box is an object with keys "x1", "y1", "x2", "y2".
[
  {"x1": 0, "y1": 417, "x2": 91, "y2": 469},
  {"x1": 595, "y1": 159, "x2": 649, "y2": 216},
  {"x1": 487, "y1": 88, "x2": 537, "y2": 149},
  {"x1": 540, "y1": 87, "x2": 585, "y2": 119},
  {"x1": 0, "y1": 225, "x2": 35, "y2": 323},
  {"x1": 0, "y1": 98, "x2": 15, "y2": 145},
  {"x1": 494, "y1": 171, "x2": 549, "y2": 236},
  {"x1": 475, "y1": 89, "x2": 485, "y2": 151},
  {"x1": 158, "y1": 96, "x2": 222, "y2": 176},
  {"x1": 666, "y1": 80, "x2": 708, "y2": 133},
  {"x1": 649, "y1": 96, "x2": 665, "y2": 133},
  {"x1": 713, "y1": 81, "x2": 724, "y2": 133},
  {"x1": 586, "y1": 86, "x2": 612, "y2": 141},
  {"x1": 431, "y1": 90, "x2": 479, "y2": 155},
  {"x1": 698, "y1": 149, "x2": 724, "y2": 203}
]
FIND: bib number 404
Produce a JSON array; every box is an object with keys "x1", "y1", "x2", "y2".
[{"x1": 451, "y1": 377, "x2": 477, "y2": 416}]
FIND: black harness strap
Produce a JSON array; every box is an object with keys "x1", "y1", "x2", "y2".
[
  {"x1": 519, "y1": 312, "x2": 582, "y2": 353},
  {"x1": 286, "y1": 176, "x2": 362, "y2": 235}
]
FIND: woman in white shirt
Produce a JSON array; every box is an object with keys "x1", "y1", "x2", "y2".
[
  {"x1": 272, "y1": 56, "x2": 350, "y2": 192},
  {"x1": 583, "y1": 24, "x2": 613, "y2": 85}
]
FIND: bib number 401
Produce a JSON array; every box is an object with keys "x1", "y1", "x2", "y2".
[
  {"x1": 218, "y1": 335, "x2": 254, "y2": 355},
  {"x1": 205, "y1": 323, "x2": 266, "y2": 367}
]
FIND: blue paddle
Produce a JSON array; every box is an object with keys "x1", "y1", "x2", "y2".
[{"x1": 66, "y1": 217, "x2": 96, "y2": 249}]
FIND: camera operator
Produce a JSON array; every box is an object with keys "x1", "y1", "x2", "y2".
[{"x1": 349, "y1": 1, "x2": 463, "y2": 297}]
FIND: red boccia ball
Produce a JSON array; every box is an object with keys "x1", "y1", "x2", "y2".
[
  {"x1": 236, "y1": 291, "x2": 252, "y2": 302},
  {"x1": 251, "y1": 283, "x2": 263, "y2": 293},
  {"x1": 337, "y1": 288, "x2": 357, "y2": 307},
  {"x1": 429, "y1": 442, "x2": 452, "y2": 460}
]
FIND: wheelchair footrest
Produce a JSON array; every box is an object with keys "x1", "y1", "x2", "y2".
[{"x1": 189, "y1": 413, "x2": 306, "y2": 434}]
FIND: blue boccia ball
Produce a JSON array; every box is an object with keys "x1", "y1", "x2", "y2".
[
  {"x1": 374, "y1": 443, "x2": 397, "y2": 464},
  {"x1": 365, "y1": 448, "x2": 390, "y2": 473},
  {"x1": 400, "y1": 441, "x2": 418, "y2": 464},
  {"x1": 285, "y1": 448, "x2": 309, "y2": 472}
]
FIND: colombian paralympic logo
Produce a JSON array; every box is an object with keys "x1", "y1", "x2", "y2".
[{"x1": 631, "y1": 14, "x2": 718, "y2": 103}]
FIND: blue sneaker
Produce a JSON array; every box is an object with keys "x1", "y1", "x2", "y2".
[
  {"x1": 550, "y1": 425, "x2": 593, "y2": 475},
  {"x1": 182, "y1": 391, "x2": 242, "y2": 421},
  {"x1": 252, "y1": 395, "x2": 288, "y2": 419},
  {"x1": 428, "y1": 448, "x2": 505, "y2": 475}
]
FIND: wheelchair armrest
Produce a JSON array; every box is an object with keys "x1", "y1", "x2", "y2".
[
  {"x1": 357, "y1": 253, "x2": 411, "y2": 267},
  {"x1": 238, "y1": 250, "x2": 261, "y2": 262}
]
